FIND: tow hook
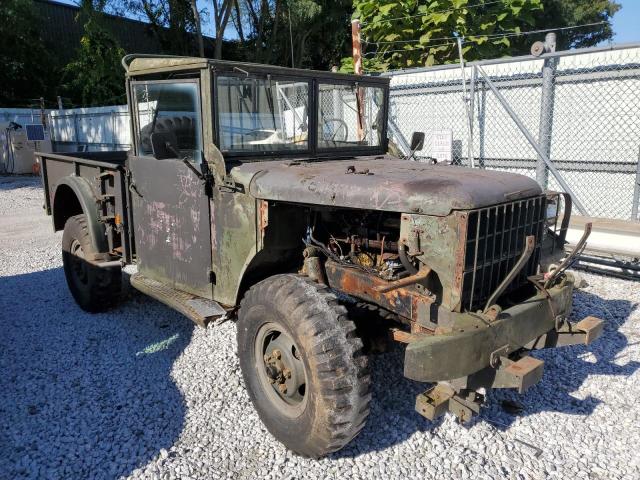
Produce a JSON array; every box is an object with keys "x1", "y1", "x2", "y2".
[
  {"x1": 552, "y1": 315, "x2": 604, "y2": 346},
  {"x1": 415, "y1": 354, "x2": 545, "y2": 423},
  {"x1": 415, "y1": 383, "x2": 484, "y2": 424}
]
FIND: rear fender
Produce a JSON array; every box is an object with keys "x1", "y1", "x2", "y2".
[{"x1": 53, "y1": 176, "x2": 109, "y2": 255}]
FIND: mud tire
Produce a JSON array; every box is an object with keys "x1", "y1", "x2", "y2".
[
  {"x1": 62, "y1": 214, "x2": 121, "y2": 312},
  {"x1": 237, "y1": 274, "x2": 370, "y2": 458}
]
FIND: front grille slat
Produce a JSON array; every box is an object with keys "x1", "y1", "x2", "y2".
[
  {"x1": 479, "y1": 208, "x2": 492, "y2": 303},
  {"x1": 462, "y1": 195, "x2": 546, "y2": 312}
]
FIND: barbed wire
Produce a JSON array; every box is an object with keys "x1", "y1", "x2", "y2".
[
  {"x1": 363, "y1": 42, "x2": 457, "y2": 58},
  {"x1": 360, "y1": 21, "x2": 608, "y2": 56},
  {"x1": 362, "y1": 34, "x2": 458, "y2": 45}
]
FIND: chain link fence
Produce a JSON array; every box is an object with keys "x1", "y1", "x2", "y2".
[{"x1": 384, "y1": 43, "x2": 640, "y2": 221}]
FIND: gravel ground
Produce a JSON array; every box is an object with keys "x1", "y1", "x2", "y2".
[{"x1": 1, "y1": 174, "x2": 640, "y2": 480}]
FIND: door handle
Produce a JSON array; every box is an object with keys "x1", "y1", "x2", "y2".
[
  {"x1": 129, "y1": 182, "x2": 143, "y2": 197},
  {"x1": 182, "y1": 158, "x2": 205, "y2": 181}
]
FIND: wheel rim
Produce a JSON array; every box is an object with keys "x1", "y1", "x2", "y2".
[
  {"x1": 255, "y1": 322, "x2": 308, "y2": 417},
  {"x1": 69, "y1": 239, "x2": 89, "y2": 285}
]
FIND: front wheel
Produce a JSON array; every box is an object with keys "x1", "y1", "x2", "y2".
[{"x1": 237, "y1": 274, "x2": 370, "y2": 458}]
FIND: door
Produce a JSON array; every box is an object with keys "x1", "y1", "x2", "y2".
[{"x1": 129, "y1": 79, "x2": 213, "y2": 299}]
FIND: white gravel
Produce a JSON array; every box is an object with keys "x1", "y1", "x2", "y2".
[{"x1": 1, "y1": 174, "x2": 639, "y2": 480}]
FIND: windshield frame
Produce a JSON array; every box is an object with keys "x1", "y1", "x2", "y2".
[{"x1": 212, "y1": 65, "x2": 389, "y2": 160}]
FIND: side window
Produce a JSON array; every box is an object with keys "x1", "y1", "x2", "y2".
[{"x1": 134, "y1": 81, "x2": 203, "y2": 161}]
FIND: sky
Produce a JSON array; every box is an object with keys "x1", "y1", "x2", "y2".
[
  {"x1": 55, "y1": 0, "x2": 639, "y2": 45},
  {"x1": 609, "y1": 0, "x2": 638, "y2": 44}
]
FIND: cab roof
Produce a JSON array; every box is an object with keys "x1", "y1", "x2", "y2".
[{"x1": 122, "y1": 54, "x2": 389, "y2": 85}]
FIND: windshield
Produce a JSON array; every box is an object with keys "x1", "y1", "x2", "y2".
[
  {"x1": 215, "y1": 73, "x2": 387, "y2": 156},
  {"x1": 217, "y1": 76, "x2": 309, "y2": 152},
  {"x1": 318, "y1": 83, "x2": 384, "y2": 149}
]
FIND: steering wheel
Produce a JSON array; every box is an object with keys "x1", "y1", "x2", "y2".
[
  {"x1": 240, "y1": 129, "x2": 282, "y2": 144},
  {"x1": 322, "y1": 118, "x2": 349, "y2": 143}
]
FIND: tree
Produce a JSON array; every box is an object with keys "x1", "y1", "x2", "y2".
[
  {"x1": 231, "y1": 0, "x2": 351, "y2": 69},
  {"x1": 0, "y1": 0, "x2": 54, "y2": 107},
  {"x1": 122, "y1": 0, "x2": 200, "y2": 56},
  {"x1": 211, "y1": 0, "x2": 235, "y2": 59},
  {"x1": 345, "y1": 0, "x2": 620, "y2": 72},
  {"x1": 530, "y1": 0, "x2": 620, "y2": 50},
  {"x1": 63, "y1": 1, "x2": 126, "y2": 106}
]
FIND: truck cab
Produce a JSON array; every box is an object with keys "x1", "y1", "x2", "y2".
[
  {"x1": 37, "y1": 55, "x2": 603, "y2": 458},
  {"x1": 123, "y1": 56, "x2": 390, "y2": 308}
]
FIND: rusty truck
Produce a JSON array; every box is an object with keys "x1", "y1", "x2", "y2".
[{"x1": 37, "y1": 55, "x2": 603, "y2": 458}]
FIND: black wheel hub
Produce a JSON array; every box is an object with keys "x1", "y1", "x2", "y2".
[{"x1": 257, "y1": 326, "x2": 307, "y2": 409}]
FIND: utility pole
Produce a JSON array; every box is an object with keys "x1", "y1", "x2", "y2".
[
  {"x1": 351, "y1": 19, "x2": 363, "y2": 75},
  {"x1": 351, "y1": 19, "x2": 364, "y2": 140}
]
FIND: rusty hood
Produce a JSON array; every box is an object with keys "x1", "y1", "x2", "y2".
[{"x1": 231, "y1": 157, "x2": 542, "y2": 216}]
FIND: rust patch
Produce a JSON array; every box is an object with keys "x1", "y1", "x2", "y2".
[
  {"x1": 324, "y1": 260, "x2": 434, "y2": 323},
  {"x1": 259, "y1": 199, "x2": 269, "y2": 236},
  {"x1": 451, "y1": 212, "x2": 468, "y2": 311},
  {"x1": 390, "y1": 328, "x2": 431, "y2": 343}
]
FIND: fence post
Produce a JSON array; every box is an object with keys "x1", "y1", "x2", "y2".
[
  {"x1": 468, "y1": 65, "x2": 477, "y2": 167},
  {"x1": 456, "y1": 35, "x2": 474, "y2": 167},
  {"x1": 73, "y1": 112, "x2": 79, "y2": 147},
  {"x1": 478, "y1": 76, "x2": 486, "y2": 166},
  {"x1": 632, "y1": 145, "x2": 640, "y2": 221},
  {"x1": 536, "y1": 33, "x2": 557, "y2": 189},
  {"x1": 111, "y1": 110, "x2": 116, "y2": 150}
]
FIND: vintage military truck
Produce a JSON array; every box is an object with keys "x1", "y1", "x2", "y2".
[{"x1": 38, "y1": 55, "x2": 603, "y2": 458}]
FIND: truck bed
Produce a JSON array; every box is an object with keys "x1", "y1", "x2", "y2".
[{"x1": 37, "y1": 150, "x2": 133, "y2": 262}]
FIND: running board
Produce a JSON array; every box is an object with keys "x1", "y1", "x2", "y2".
[{"x1": 130, "y1": 273, "x2": 227, "y2": 327}]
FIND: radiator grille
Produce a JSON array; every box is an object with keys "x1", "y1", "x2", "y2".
[{"x1": 461, "y1": 195, "x2": 546, "y2": 311}]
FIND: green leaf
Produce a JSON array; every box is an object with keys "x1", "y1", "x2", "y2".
[
  {"x1": 379, "y1": 4, "x2": 395, "y2": 15},
  {"x1": 431, "y1": 11, "x2": 452, "y2": 25}
]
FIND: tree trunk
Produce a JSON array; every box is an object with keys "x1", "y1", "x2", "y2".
[
  {"x1": 214, "y1": 0, "x2": 234, "y2": 59},
  {"x1": 263, "y1": 0, "x2": 280, "y2": 65},
  {"x1": 255, "y1": 0, "x2": 268, "y2": 62},
  {"x1": 232, "y1": 0, "x2": 245, "y2": 43},
  {"x1": 190, "y1": 0, "x2": 205, "y2": 57}
]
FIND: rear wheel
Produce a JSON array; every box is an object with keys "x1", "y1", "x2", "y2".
[
  {"x1": 237, "y1": 274, "x2": 370, "y2": 458},
  {"x1": 62, "y1": 214, "x2": 121, "y2": 312}
]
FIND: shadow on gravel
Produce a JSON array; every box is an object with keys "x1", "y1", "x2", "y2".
[
  {"x1": 483, "y1": 289, "x2": 640, "y2": 429},
  {"x1": 0, "y1": 267, "x2": 193, "y2": 480},
  {"x1": 333, "y1": 289, "x2": 639, "y2": 457},
  {"x1": 0, "y1": 175, "x2": 41, "y2": 191}
]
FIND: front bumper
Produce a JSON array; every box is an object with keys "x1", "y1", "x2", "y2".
[{"x1": 404, "y1": 275, "x2": 603, "y2": 383}]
